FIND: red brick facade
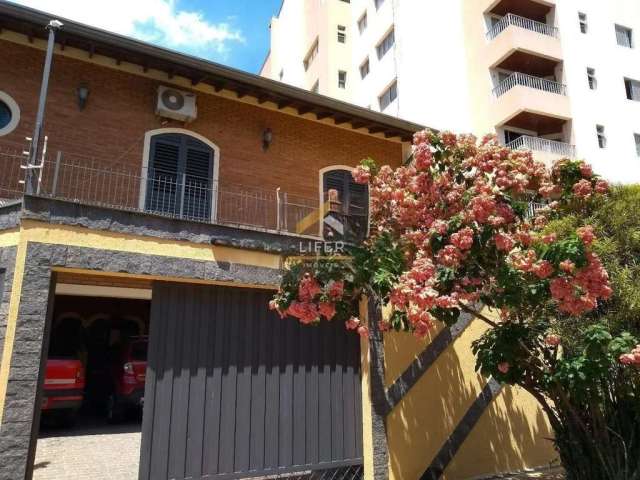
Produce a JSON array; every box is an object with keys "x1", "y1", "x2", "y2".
[{"x1": 0, "y1": 39, "x2": 402, "y2": 205}]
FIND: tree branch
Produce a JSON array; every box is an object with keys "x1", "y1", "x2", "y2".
[{"x1": 457, "y1": 303, "x2": 499, "y2": 328}]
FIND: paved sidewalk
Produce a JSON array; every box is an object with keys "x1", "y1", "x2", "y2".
[{"x1": 34, "y1": 421, "x2": 141, "y2": 480}]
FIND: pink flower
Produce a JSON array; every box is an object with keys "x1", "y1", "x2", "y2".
[
  {"x1": 298, "y1": 274, "x2": 322, "y2": 301},
  {"x1": 357, "y1": 325, "x2": 369, "y2": 338},
  {"x1": 580, "y1": 163, "x2": 593, "y2": 178},
  {"x1": 594, "y1": 180, "x2": 609, "y2": 194},
  {"x1": 352, "y1": 165, "x2": 371, "y2": 184},
  {"x1": 545, "y1": 334, "x2": 561, "y2": 347},
  {"x1": 559, "y1": 260, "x2": 576, "y2": 273},
  {"x1": 413, "y1": 320, "x2": 432, "y2": 338},
  {"x1": 328, "y1": 280, "x2": 344, "y2": 299},
  {"x1": 497, "y1": 362, "x2": 510, "y2": 374},
  {"x1": 541, "y1": 233, "x2": 557, "y2": 245},
  {"x1": 345, "y1": 317, "x2": 360, "y2": 330},
  {"x1": 532, "y1": 260, "x2": 554, "y2": 279},
  {"x1": 269, "y1": 300, "x2": 278, "y2": 310},
  {"x1": 413, "y1": 143, "x2": 434, "y2": 170},
  {"x1": 450, "y1": 227, "x2": 475, "y2": 251},
  {"x1": 436, "y1": 245, "x2": 463, "y2": 268},
  {"x1": 577, "y1": 226, "x2": 595, "y2": 245},
  {"x1": 573, "y1": 179, "x2": 593, "y2": 198},
  {"x1": 493, "y1": 233, "x2": 516, "y2": 252},
  {"x1": 318, "y1": 302, "x2": 336, "y2": 320},
  {"x1": 619, "y1": 353, "x2": 636, "y2": 366},
  {"x1": 287, "y1": 301, "x2": 319, "y2": 324}
]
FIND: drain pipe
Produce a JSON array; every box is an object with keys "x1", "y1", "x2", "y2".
[{"x1": 25, "y1": 19, "x2": 63, "y2": 195}]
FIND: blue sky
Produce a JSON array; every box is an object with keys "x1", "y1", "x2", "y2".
[{"x1": 12, "y1": 0, "x2": 282, "y2": 73}]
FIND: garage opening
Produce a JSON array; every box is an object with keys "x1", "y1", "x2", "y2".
[
  {"x1": 34, "y1": 279, "x2": 152, "y2": 480},
  {"x1": 33, "y1": 277, "x2": 364, "y2": 480}
]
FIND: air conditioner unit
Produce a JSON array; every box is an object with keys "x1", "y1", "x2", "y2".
[{"x1": 156, "y1": 86, "x2": 197, "y2": 122}]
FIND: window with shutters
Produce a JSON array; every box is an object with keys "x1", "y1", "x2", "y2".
[
  {"x1": 144, "y1": 133, "x2": 216, "y2": 221},
  {"x1": 322, "y1": 168, "x2": 369, "y2": 243}
]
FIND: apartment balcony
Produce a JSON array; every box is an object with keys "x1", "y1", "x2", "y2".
[
  {"x1": 507, "y1": 135, "x2": 576, "y2": 164},
  {"x1": 491, "y1": 72, "x2": 571, "y2": 131},
  {"x1": 0, "y1": 142, "x2": 324, "y2": 238},
  {"x1": 485, "y1": 14, "x2": 562, "y2": 71}
]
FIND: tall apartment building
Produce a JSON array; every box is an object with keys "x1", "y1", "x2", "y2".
[{"x1": 262, "y1": 0, "x2": 640, "y2": 183}]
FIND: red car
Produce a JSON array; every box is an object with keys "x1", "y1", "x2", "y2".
[
  {"x1": 42, "y1": 358, "x2": 85, "y2": 424},
  {"x1": 107, "y1": 337, "x2": 147, "y2": 422}
]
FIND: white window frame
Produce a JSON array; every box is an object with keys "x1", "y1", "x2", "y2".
[
  {"x1": 358, "y1": 12, "x2": 368, "y2": 34},
  {"x1": 587, "y1": 68, "x2": 597, "y2": 90},
  {"x1": 615, "y1": 24, "x2": 633, "y2": 48},
  {"x1": 379, "y1": 80, "x2": 398, "y2": 111},
  {"x1": 139, "y1": 128, "x2": 221, "y2": 222},
  {"x1": 0, "y1": 91, "x2": 20, "y2": 137},
  {"x1": 596, "y1": 125, "x2": 607, "y2": 149},
  {"x1": 338, "y1": 70, "x2": 347, "y2": 89},
  {"x1": 360, "y1": 58, "x2": 370, "y2": 79},
  {"x1": 376, "y1": 28, "x2": 395, "y2": 60},
  {"x1": 578, "y1": 12, "x2": 588, "y2": 34},
  {"x1": 625, "y1": 78, "x2": 640, "y2": 101}
]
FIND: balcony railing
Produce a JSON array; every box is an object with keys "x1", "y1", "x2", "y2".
[
  {"x1": 493, "y1": 72, "x2": 567, "y2": 97},
  {"x1": 0, "y1": 145, "x2": 325, "y2": 238},
  {"x1": 507, "y1": 135, "x2": 576, "y2": 159},
  {"x1": 487, "y1": 13, "x2": 559, "y2": 40}
]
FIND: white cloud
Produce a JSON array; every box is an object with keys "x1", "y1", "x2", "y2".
[{"x1": 12, "y1": 0, "x2": 245, "y2": 59}]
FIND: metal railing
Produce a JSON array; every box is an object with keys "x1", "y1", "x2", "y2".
[
  {"x1": 486, "y1": 13, "x2": 559, "y2": 40},
  {"x1": 0, "y1": 145, "x2": 323, "y2": 238},
  {"x1": 493, "y1": 72, "x2": 567, "y2": 97},
  {"x1": 507, "y1": 135, "x2": 576, "y2": 159}
]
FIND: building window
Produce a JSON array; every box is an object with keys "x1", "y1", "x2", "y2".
[
  {"x1": 625, "y1": 78, "x2": 640, "y2": 101},
  {"x1": 360, "y1": 58, "x2": 370, "y2": 79},
  {"x1": 311, "y1": 80, "x2": 319, "y2": 93},
  {"x1": 303, "y1": 39, "x2": 319, "y2": 71},
  {"x1": 596, "y1": 125, "x2": 607, "y2": 149},
  {"x1": 379, "y1": 81, "x2": 398, "y2": 110},
  {"x1": 337, "y1": 25, "x2": 347, "y2": 43},
  {"x1": 635, "y1": 134, "x2": 640, "y2": 157},
  {"x1": 145, "y1": 133, "x2": 216, "y2": 221},
  {"x1": 338, "y1": 70, "x2": 347, "y2": 89},
  {"x1": 374, "y1": 0, "x2": 385, "y2": 10},
  {"x1": 578, "y1": 12, "x2": 588, "y2": 34},
  {"x1": 376, "y1": 28, "x2": 395, "y2": 59},
  {"x1": 358, "y1": 13, "x2": 368, "y2": 34},
  {"x1": 616, "y1": 24, "x2": 633, "y2": 48},
  {"x1": 340, "y1": 0, "x2": 350, "y2": 2},
  {"x1": 0, "y1": 91, "x2": 20, "y2": 137},
  {"x1": 587, "y1": 68, "x2": 597, "y2": 90},
  {"x1": 322, "y1": 168, "x2": 369, "y2": 243}
]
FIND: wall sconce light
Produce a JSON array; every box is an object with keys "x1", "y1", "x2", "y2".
[
  {"x1": 262, "y1": 128, "x2": 273, "y2": 151},
  {"x1": 76, "y1": 84, "x2": 90, "y2": 111}
]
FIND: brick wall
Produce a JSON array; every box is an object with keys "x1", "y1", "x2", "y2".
[{"x1": 0, "y1": 40, "x2": 402, "y2": 205}]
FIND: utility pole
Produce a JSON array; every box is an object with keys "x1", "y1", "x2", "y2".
[{"x1": 25, "y1": 19, "x2": 63, "y2": 195}]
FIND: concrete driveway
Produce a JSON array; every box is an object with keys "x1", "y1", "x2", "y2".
[{"x1": 34, "y1": 417, "x2": 141, "y2": 480}]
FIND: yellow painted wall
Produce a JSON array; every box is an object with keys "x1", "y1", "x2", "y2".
[
  {"x1": 362, "y1": 306, "x2": 556, "y2": 480},
  {"x1": 0, "y1": 220, "x2": 284, "y2": 421}
]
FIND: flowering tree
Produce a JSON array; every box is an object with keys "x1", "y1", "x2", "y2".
[{"x1": 270, "y1": 131, "x2": 639, "y2": 479}]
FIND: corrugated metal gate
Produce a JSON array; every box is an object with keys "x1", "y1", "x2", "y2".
[{"x1": 139, "y1": 283, "x2": 363, "y2": 480}]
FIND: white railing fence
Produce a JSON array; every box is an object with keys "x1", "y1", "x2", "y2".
[
  {"x1": 493, "y1": 72, "x2": 567, "y2": 97},
  {"x1": 507, "y1": 135, "x2": 576, "y2": 159},
  {"x1": 487, "y1": 13, "x2": 559, "y2": 40}
]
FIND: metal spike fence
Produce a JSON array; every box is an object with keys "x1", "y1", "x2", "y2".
[{"x1": 0, "y1": 144, "x2": 321, "y2": 237}]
